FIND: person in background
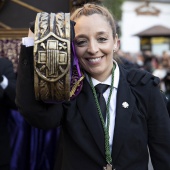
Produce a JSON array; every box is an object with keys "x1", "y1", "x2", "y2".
[
  {"x1": 16, "y1": 3, "x2": 170, "y2": 170},
  {"x1": 0, "y1": 57, "x2": 16, "y2": 170}
]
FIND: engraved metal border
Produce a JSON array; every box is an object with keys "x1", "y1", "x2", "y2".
[{"x1": 34, "y1": 12, "x2": 71, "y2": 102}]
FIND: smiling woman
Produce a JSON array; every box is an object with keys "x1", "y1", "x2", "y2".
[
  {"x1": 16, "y1": 3, "x2": 170, "y2": 170},
  {"x1": 73, "y1": 14, "x2": 117, "y2": 82}
]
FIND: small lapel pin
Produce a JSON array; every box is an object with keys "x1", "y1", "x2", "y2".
[{"x1": 122, "y1": 102, "x2": 129, "y2": 108}]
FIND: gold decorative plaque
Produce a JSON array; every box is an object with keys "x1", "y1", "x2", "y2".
[{"x1": 34, "y1": 12, "x2": 71, "y2": 102}]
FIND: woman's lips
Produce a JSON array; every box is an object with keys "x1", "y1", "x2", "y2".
[{"x1": 86, "y1": 56, "x2": 104, "y2": 63}]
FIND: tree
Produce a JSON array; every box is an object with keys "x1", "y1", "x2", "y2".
[
  {"x1": 103, "y1": 0, "x2": 124, "y2": 21},
  {"x1": 70, "y1": 0, "x2": 103, "y2": 11},
  {"x1": 70, "y1": 0, "x2": 124, "y2": 21}
]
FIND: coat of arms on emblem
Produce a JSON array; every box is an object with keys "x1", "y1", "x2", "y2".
[{"x1": 34, "y1": 12, "x2": 71, "y2": 102}]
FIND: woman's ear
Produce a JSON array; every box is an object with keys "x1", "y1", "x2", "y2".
[{"x1": 113, "y1": 34, "x2": 120, "y2": 52}]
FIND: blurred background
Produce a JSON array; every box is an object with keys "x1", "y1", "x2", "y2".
[{"x1": 0, "y1": 0, "x2": 170, "y2": 170}]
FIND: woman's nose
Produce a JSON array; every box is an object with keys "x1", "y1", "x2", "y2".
[{"x1": 87, "y1": 40, "x2": 99, "y2": 54}]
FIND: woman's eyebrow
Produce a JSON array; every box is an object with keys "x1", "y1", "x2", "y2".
[
  {"x1": 97, "y1": 31, "x2": 110, "y2": 36},
  {"x1": 74, "y1": 34, "x2": 88, "y2": 40},
  {"x1": 75, "y1": 31, "x2": 109, "y2": 38}
]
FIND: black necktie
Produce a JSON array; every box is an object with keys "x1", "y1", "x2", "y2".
[{"x1": 95, "y1": 84, "x2": 109, "y2": 121}]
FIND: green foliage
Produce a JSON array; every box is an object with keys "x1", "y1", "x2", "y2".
[{"x1": 102, "y1": 0, "x2": 124, "y2": 21}]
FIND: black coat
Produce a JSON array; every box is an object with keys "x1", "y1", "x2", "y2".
[
  {"x1": 0, "y1": 57, "x2": 16, "y2": 167},
  {"x1": 16, "y1": 46, "x2": 170, "y2": 170}
]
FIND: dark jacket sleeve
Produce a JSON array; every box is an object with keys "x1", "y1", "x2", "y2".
[
  {"x1": 16, "y1": 45, "x2": 64, "y2": 129},
  {"x1": 130, "y1": 74, "x2": 170, "y2": 170}
]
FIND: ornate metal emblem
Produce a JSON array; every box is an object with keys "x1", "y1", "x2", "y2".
[{"x1": 34, "y1": 12, "x2": 71, "y2": 102}]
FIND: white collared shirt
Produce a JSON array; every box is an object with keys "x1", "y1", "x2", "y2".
[
  {"x1": 86, "y1": 61, "x2": 120, "y2": 151},
  {"x1": 22, "y1": 37, "x2": 34, "y2": 47}
]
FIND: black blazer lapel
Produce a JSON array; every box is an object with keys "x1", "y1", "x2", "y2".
[
  {"x1": 111, "y1": 66, "x2": 136, "y2": 163},
  {"x1": 77, "y1": 78, "x2": 106, "y2": 158}
]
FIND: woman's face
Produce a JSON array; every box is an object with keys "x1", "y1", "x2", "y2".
[{"x1": 74, "y1": 14, "x2": 118, "y2": 81}]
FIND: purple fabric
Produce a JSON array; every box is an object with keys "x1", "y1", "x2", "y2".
[
  {"x1": 8, "y1": 110, "x2": 61, "y2": 170},
  {"x1": 72, "y1": 41, "x2": 81, "y2": 77}
]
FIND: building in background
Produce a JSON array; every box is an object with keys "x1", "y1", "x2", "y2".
[
  {"x1": 121, "y1": 0, "x2": 170, "y2": 55},
  {"x1": 134, "y1": 25, "x2": 170, "y2": 55}
]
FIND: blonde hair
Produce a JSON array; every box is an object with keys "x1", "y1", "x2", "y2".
[{"x1": 70, "y1": 3, "x2": 117, "y2": 38}]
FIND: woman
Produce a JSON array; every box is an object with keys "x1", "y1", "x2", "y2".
[{"x1": 16, "y1": 3, "x2": 170, "y2": 170}]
